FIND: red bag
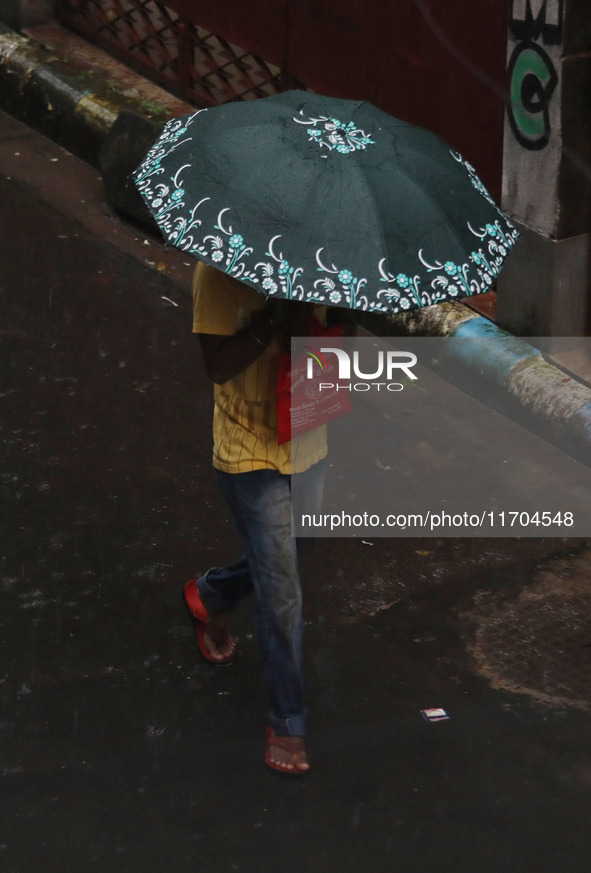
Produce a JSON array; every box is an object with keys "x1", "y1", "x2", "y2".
[{"x1": 276, "y1": 317, "x2": 351, "y2": 445}]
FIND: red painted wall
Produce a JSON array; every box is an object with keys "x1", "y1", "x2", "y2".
[{"x1": 161, "y1": 0, "x2": 508, "y2": 198}]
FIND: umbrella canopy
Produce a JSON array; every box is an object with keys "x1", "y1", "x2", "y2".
[{"x1": 132, "y1": 90, "x2": 519, "y2": 314}]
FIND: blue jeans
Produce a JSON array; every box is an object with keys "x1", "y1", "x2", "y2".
[{"x1": 196, "y1": 462, "x2": 324, "y2": 737}]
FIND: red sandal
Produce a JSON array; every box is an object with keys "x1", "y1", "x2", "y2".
[
  {"x1": 265, "y1": 727, "x2": 310, "y2": 776},
  {"x1": 184, "y1": 579, "x2": 238, "y2": 665}
]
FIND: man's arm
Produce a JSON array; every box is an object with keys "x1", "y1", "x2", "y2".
[
  {"x1": 198, "y1": 300, "x2": 291, "y2": 384},
  {"x1": 199, "y1": 298, "x2": 358, "y2": 384}
]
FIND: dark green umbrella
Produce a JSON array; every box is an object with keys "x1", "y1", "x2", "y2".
[{"x1": 132, "y1": 90, "x2": 518, "y2": 314}]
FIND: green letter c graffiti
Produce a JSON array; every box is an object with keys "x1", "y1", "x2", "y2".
[{"x1": 507, "y1": 42, "x2": 558, "y2": 150}]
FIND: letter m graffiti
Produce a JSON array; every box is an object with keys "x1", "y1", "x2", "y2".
[{"x1": 510, "y1": 0, "x2": 563, "y2": 44}]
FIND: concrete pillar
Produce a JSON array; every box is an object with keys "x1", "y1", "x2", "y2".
[
  {"x1": 1, "y1": 0, "x2": 55, "y2": 30},
  {"x1": 498, "y1": 0, "x2": 591, "y2": 336}
]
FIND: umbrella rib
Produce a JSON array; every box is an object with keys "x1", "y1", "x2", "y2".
[
  {"x1": 387, "y1": 155, "x2": 476, "y2": 269},
  {"x1": 349, "y1": 157, "x2": 389, "y2": 277}
]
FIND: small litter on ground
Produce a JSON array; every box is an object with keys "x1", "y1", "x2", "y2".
[{"x1": 421, "y1": 708, "x2": 450, "y2": 722}]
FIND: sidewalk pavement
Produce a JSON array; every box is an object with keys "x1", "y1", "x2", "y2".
[{"x1": 1, "y1": 20, "x2": 590, "y2": 467}]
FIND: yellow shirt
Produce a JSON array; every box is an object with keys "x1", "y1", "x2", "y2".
[{"x1": 193, "y1": 262, "x2": 327, "y2": 474}]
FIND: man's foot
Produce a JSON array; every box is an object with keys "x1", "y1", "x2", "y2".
[
  {"x1": 265, "y1": 728, "x2": 310, "y2": 775},
  {"x1": 200, "y1": 609, "x2": 238, "y2": 663},
  {"x1": 184, "y1": 580, "x2": 238, "y2": 665}
]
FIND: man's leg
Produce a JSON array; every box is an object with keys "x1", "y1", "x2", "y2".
[
  {"x1": 182, "y1": 559, "x2": 253, "y2": 662},
  {"x1": 216, "y1": 468, "x2": 309, "y2": 770},
  {"x1": 292, "y1": 459, "x2": 326, "y2": 564},
  {"x1": 196, "y1": 558, "x2": 253, "y2": 612}
]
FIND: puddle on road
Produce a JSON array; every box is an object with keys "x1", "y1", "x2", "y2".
[{"x1": 463, "y1": 546, "x2": 591, "y2": 711}]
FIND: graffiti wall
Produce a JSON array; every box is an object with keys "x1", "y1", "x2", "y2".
[
  {"x1": 503, "y1": 0, "x2": 564, "y2": 235},
  {"x1": 498, "y1": 0, "x2": 591, "y2": 335},
  {"x1": 507, "y1": 0, "x2": 562, "y2": 150}
]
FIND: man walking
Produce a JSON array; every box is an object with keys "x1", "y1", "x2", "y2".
[{"x1": 184, "y1": 261, "x2": 330, "y2": 775}]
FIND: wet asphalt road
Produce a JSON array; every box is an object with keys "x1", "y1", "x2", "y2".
[{"x1": 1, "y1": 111, "x2": 591, "y2": 872}]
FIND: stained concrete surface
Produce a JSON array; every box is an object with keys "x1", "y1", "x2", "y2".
[{"x1": 1, "y1": 109, "x2": 591, "y2": 872}]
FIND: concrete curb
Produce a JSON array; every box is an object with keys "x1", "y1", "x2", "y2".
[
  {"x1": 0, "y1": 24, "x2": 129, "y2": 166},
  {"x1": 385, "y1": 307, "x2": 591, "y2": 463},
  {"x1": 0, "y1": 22, "x2": 182, "y2": 226},
  {"x1": 1, "y1": 20, "x2": 590, "y2": 466}
]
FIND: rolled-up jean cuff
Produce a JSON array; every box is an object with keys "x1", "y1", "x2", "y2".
[
  {"x1": 196, "y1": 563, "x2": 250, "y2": 613},
  {"x1": 269, "y1": 711, "x2": 307, "y2": 737}
]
